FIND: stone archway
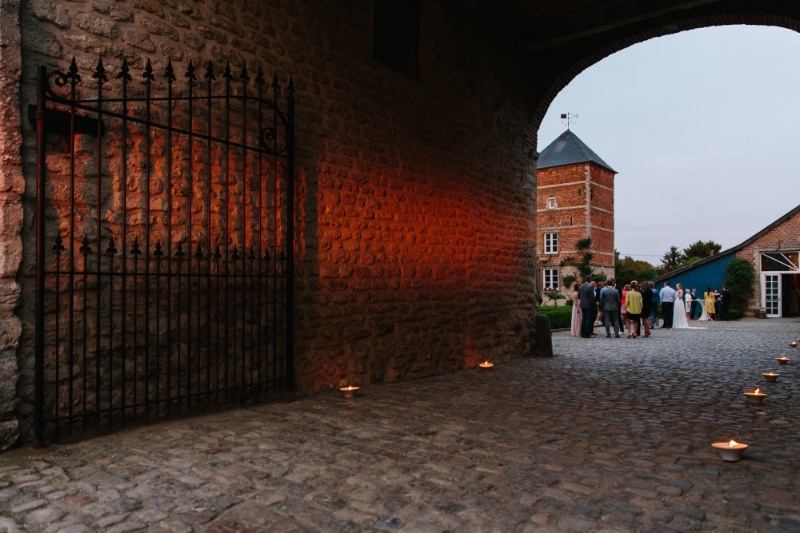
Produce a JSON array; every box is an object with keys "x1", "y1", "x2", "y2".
[{"x1": 526, "y1": 3, "x2": 800, "y2": 134}]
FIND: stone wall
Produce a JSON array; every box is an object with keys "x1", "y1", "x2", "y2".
[
  {"x1": 0, "y1": 0, "x2": 23, "y2": 450},
  {"x1": 13, "y1": 0, "x2": 540, "y2": 442}
]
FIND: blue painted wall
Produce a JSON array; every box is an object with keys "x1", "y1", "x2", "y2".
[{"x1": 658, "y1": 254, "x2": 735, "y2": 293}]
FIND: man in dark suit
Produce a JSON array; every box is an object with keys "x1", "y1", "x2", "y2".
[
  {"x1": 720, "y1": 285, "x2": 732, "y2": 320},
  {"x1": 578, "y1": 277, "x2": 597, "y2": 338},
  {"x1": 600, "y1": 278, "x2": 621, "y2": 338},
  {"x1": 594, "y1": 280, "x2": 605, "y2": 326},
  {"x1": 690, "y1": 289, "x2": 699, "y2": 320}
]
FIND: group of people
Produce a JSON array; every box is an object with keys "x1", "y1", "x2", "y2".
[{"x1": 570, "y1": 277, "x2": 733, "y2": 338}]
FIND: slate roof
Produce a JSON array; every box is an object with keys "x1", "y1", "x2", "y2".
[{"x1": 537, "y1": 129, "x2": 616, "y2": 173}]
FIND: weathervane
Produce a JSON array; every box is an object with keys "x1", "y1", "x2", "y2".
[{"x1": 561, "y1": 113, "x2": 578, "y2": 130}]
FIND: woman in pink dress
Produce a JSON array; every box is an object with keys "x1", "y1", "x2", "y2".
[{"x1": 571, "y1": 282, "x2": 581, "y2": 337}]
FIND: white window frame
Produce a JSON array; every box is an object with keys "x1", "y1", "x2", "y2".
[
  {"x1": 543, "y1": 268, "x2": 559, "y2": 291},
  {"x1": 547, "y1": 197, "x2": 556, "y2": 209},
  {"x1": 544, "y1": 233, "x2": 558, "y2": 254}
]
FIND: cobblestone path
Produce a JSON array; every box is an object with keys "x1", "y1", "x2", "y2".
[{"x1": 2, "y1": 318, "x2": 800, "y2": 533}]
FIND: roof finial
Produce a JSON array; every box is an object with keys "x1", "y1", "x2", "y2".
[{"x1": 561, "y1": 112, "x2": 578, "y2": 130}]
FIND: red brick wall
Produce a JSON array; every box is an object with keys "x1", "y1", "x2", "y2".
[
  {"x1": 536, "y1": 161, "x2": 614, "y2": 298},
  {"x1": 736, "y1": 211, "x2": 800, "y2": 311}
]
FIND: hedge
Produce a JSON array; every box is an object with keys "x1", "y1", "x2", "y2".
[{"x1": 536, "y1": 306, "x2": 573, "y2": 329}]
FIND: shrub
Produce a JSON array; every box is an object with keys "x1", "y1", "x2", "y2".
[
  {"x1": 546, "y1": 292, "x2": 567, "y2": 307},
  {"x1": 728, "y1": 309, "x2": 742, "y2": 320},
  {"x1": 536, "y1": 306, "x2": 572, "y2": 329},
  {"x1": 724, "y1": 258, "x2": 756, "y2": 310}
]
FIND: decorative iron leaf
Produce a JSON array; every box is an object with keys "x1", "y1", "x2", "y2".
[
  {"x1": 175, "y1": 243, "x2": 185, "y2": 258},
  {"x1": 131, "y1": 237, "x2": 142, "y2": 256},
  {"x1": 240, "y1": 64, "x2": 250, "y2": 84},
  {"x1": 186, "y1": 60, "x2": 196, "y2": 82},
  {"x1": 105, "y1": 237, "x2": 117, "y2": 255},
  {"x1": 118, "y1": 58, "x2": 132, "y2": 82},
  {"x1": 255, "y1": 66, "x2": 265, "y2": 86},
  {"x1": 164, "y1": 60, "x2": 176, "y2": 83},
  {"x1": 93, "y1": 58, "x2": 108, "y2": 83},
  {"x1": 213, "y1": 245, "x2": 222, "y2": 259},
  {"x1": 142, "y1": 58, "x2": 155, "y2": 82},
  {"x1": 153, "y1": 241, "x2": 164, "y2": 258},
  {"x1": 79, "y1": 235, "x2": 91, "y2": 255},
  {"x1": 231, "y1": 246, "x2": 240, "y2": 261},
  {"x1": 67, "y1": 57, "x2": 81, "y2": 83},
  {"x1": 194, "y1": 244, "x2": 203, "y2": 259},
  {"x1": 204, "y1": 60, "x2": 216, "y2": 81},
  {"x1": 52, "y1": 233, "x2": 65, "y2": 252}
]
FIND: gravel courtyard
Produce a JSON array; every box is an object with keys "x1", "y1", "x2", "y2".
[{"x1": 1, "y1": 318, "x2": 799, "y2": 532}]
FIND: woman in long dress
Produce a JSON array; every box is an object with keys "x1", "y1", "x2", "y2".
[
  {"x1": 672, "y1": 283, "x2": 691, "y2": 329},
  {"x1": 685, "y1": 288, "x2": 693, "y2": 321},
  {"x1": 570, "y1": 282, "x2": 581, "y2": 337},
  {"x1": 705, "y1": 287, "x2": 716, "y2": 320}
]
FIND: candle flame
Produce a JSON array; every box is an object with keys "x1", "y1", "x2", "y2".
[
  {"x1": 729, "y1": 440, "x2": 738, "y2": 447},
  {"x1": 754, "y1": 389, "x2": 760, "y2": 394}
]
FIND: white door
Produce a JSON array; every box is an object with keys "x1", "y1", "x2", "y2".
[{"x1": 763, "y1": 274, "x2": 781, "y2": 317}]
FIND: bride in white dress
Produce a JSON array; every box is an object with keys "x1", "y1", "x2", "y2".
[
  {"x1": 673, "y1": 283, "x2": 698, "y2": 329},
  {"x1": 672, "y1": 283, "x2": 689, "y2": 329}
]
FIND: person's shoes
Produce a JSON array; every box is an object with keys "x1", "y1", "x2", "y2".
[
  {"x1": 606, "y1": 334, "x2": 611, "y2": 338},
  {"x1": 644, "y1": 332, "x2": 651, "y2": 338},
  {"x1": 615, "y1": 334, "x2": 621, "y2": 338}
]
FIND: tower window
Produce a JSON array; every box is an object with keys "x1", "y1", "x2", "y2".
[
  {"x1": 373, "y1": 0, "x2": 421, "y2": 80},
  {"x1": 569, "y1": 217, "x2": 573, "y2": 226},
  {"x1": 544, "y1": 233, "x2": 558, "y2": 254},
  {"x1": 547, "y1": 197, "x2": 556, "y2": 209},
  {"x1": 543, "y1": 268, "x2": 559, "y2": 290}
]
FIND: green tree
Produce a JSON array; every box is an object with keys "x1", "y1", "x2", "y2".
[
  {"x1": 678, "y1": 256, "x2": 702, "y2": 269},
  {"x1": 660, "y1": 245, "x2": 682, "y2": 272},
  {"x1": 723, "y1": 258, "x2": 756, "y2": 310},
  {"x1": 546, "y1": 291, "x2": 566, "y2": 307},
  {"x1": 561, "y1": 237, "x2": 595, "y2": 280},
  {"x1": 683, "y1": 240, "x2": 722, "y2": 260},
  {"x1": 615, "y1": 250, "x2": 657, "y2": 287}
]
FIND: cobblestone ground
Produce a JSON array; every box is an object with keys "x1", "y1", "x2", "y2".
[{"x1": 2, "y1": 318, "x2": 800, "y2": 533}]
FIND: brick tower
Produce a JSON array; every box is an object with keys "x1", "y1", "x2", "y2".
[{"x1": 536, "y1": 130, "x2": 616, "y2": 301}]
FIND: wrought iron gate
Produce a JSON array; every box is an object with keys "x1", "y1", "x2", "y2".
[{"x1": 33, "y1": 57, "x2": 295, "y2": 445}]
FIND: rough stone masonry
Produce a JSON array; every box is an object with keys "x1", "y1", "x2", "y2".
[{"x1": 1, "y1": 0, "x2": 541, "y2": 447}]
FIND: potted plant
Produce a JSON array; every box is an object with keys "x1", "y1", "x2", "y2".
[{"x1": 758, "y1": 307, "x2": 767, "y2": 319}]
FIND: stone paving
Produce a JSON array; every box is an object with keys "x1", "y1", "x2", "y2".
[{"x1": 2, "y1": 318, "x2": 800, "y2": 533}]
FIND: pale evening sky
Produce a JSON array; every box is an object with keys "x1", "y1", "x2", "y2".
[{"x1": 537, "y1": 25, "x2": 800, "y2": 266}]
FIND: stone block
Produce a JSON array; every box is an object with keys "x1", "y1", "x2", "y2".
[
  {"x1": 92, "y1": 2, "x2": 133, "y2": 22},
  {"x1": 531, "y1": 313, "x2": 553, "y2": 357},
  {"x1": 30, "y1": 0, "x2": 70, "y2": 28},
  {"x1": 25, "y1": 24, "x2": 62, "y2": 58},
  {"x1": 74, "y1": 12, "x2": 118, "y2": 39},
  {"x1": 138, "y1": 16, "x2": 179, "y2": 40},
  {"x1": 121, "y1": 27, "x2": 155, "y2": 52},
  {"x1": 0, "y1": 418, "x2": 18, "y2": 451}
]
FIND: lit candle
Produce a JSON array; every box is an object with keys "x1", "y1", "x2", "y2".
[
  {"x1": 763, "y1": 372, "x2": 780, "y2": 383},
  {"x1": 743, "y1": 388, "x2": 766, "y2": 405},
  {"x1": 711, "y1": 440, "x2": 748, "y2": 462},
  {"x1": 791, "y1": 341, "x2": 797, "y2": 348},
  {"x1": 478, "y1": 361, "x2": 494, "y2": 370},
  {"x1": 776, "y1": 356, "x2": 790, "y2": 365},
  {"x1": 339, "y1": 385, "x2": 360, "y2": 398}
]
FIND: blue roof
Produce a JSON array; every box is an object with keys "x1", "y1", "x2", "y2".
[{"x1": 537, "y1": 130, "x2": 616, "y2": 173}]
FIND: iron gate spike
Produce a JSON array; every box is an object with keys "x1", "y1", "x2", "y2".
[{"x1": 93, "y1": 58, "x2": 108, "y2": 83}]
